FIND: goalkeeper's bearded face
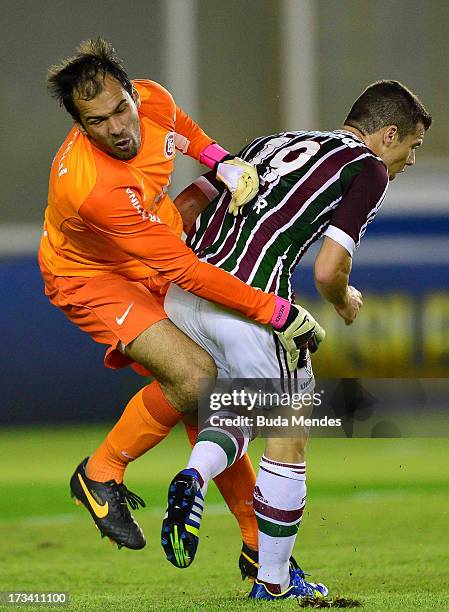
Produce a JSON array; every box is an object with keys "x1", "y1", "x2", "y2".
[{"x1": 75, "y1": 74, "x2": 141, "y2": 161}]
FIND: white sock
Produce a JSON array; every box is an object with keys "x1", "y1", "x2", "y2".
[
  {"x1": 254, "y1": 455, "x2": 306, "y2": 591},
  {"x1": 187, "y1": 441, "x2": 227, "y2": 496}
]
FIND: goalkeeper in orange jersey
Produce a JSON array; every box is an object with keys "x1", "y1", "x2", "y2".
[{"x1": 39, "y1": 38, "x2": 323, "y2": 576}]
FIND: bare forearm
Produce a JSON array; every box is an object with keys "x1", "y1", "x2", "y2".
[
  {"x1": 174, "y1": 184, "x2": 211, "y2": 234},
  {"x1": 314, "y1": 243, "x2": 351, "y2": 307},
  {"x1": 314, "y1": 237, "x2": 362, "y2": 325},
  {"x1": 315, "y1": 269, "x2": 350, "y2": 308}
]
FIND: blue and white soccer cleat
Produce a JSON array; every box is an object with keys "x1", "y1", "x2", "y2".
[
  {"x1": 249, "y1": 566, "x2": 328, "y2": 600},
  {"x1": 161, "y1": 468, "x2": 204, "y2": 568}
]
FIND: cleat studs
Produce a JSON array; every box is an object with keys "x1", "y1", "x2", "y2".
[
  {"x1": 181, "y1": 533, "x2": 187, "y2": 539},
  {"x1": 163, "y1": 526, "x2": 170, "y2": 533},
  {"x1": 161, "y1": 538, "x2": 168, "y2": 545},
  {"x1": 74, "y1": 498, "x2": 82, "y2": 506}
]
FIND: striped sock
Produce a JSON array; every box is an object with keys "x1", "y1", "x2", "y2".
[
  {"x1": 187, "y1": 411, "x2": 251, "y2": 495},
  {"x1": 184, "y1": 423, "x2": 259, "y2": 549},
  {"x1": 254, "y1": 455, "x2": 307, "y2": 590}
]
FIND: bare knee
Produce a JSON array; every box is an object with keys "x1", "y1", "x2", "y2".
[
  {"x1": 265, "y1": 436, "x2": 308, "y2": 463},
  {"x1": 161, "y1": 351, "x2": 217, "y2": 413},
  {"x1": 123, "y1": 319, "x2": 217, "y2": 413}
]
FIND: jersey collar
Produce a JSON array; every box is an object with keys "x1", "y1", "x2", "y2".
[{"x1": 333, "y1": 129, "x2": 365, "y2": 144}]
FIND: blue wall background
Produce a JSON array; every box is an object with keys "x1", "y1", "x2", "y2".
[
  {"x1": 1, "y1": 215, "x2": 448, "y2": 424},
  {"x1": 0, "y1": 258, "x2": 142, "y2": 425}
]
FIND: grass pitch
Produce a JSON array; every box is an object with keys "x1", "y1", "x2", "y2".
[{"x1": 1, "y1": 425, "x2": 448, "y2": 611}]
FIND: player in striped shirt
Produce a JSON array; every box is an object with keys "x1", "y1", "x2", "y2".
[{"x1": 162, "y1": 81, "x2": 431, "y2": 600}]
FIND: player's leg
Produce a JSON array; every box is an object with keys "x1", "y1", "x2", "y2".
[
  {"x1": 162, "y1": 285, "x2": 293, "y2": 567},
  {"x1": 183, "y1": 420, "x2": 259, "y2": 570},
  {"x1": 185, "y1": 422, "x2": 270, "y2": 580},
  {"x1": 213, "y1": 457, "x2": 260, "y2": 579},
  {"x1": 76, "y1": 319, "x2": 217, "y2": 548},
  {"x1": 42, "y1": 271, "x2": 217, "y2": 548},
  {"x1": 162, "y1": 410, "x2": 253, "y2": 567},
  {"x1": 87, "y1": 317, "x2": 217, "y2": 475},
  {"x1": 85, "y1": 384, "x2": 180, "y2": 484},
  {"x1": 249, "y1": 435, "x2": 325, "y2": 599},
  {"x1": 163, "y1": 285, "x2": 327, "y2": 596}
]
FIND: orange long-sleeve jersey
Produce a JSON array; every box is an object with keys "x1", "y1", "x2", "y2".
[{"x1": 39, "y1": 79, "x2": 275, "y2": 325}]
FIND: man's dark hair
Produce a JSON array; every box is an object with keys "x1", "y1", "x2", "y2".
[
  {"x1": 345, "y1": 80, "x2": 432, "y2": 140},
  {"x1": 47, "y1": 38, "x2": 133, "y2": 122}
]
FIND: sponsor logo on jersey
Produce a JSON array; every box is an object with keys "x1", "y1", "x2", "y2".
[
  {"x1": 164, "y1": 131, "x2": 175, "y2": 159},
  {"x1": 254, "y1": 197, "x2": 271, "y2": 214},
  {"x1": 126, "y1": 187, "x2": 161, "y2": 223},
  {"x1": 57, "y1": 138, "x2": 74, "y2": 178}
]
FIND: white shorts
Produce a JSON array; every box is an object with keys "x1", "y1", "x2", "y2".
[{"x1": 164, "y1": 284, "x2": 314, "y2": 392}]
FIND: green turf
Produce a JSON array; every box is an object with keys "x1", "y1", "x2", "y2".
[{"x1": 1, "y1": 425, "x2": 448, "y2": 610}]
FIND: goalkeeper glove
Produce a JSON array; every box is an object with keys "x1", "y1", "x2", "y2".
[
  {"x1": 215, "y1": 156, "x2": 259, "y2": 216},
  {"x1": 271, "y1": 299, "x2": 325, "y2": 372}
]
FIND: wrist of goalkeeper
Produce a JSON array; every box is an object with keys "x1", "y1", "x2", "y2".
[
  {"x1": 199, "y1": 143, "x2": 230, "y2": 169},
  {"x1": 212, "y1": 153, "x2": 234, "y2": 172},
  {"x1": 271, "y1": 296, "x2": 325, "y2": 354}
]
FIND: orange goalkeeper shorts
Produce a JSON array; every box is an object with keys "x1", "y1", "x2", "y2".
[{"x1": 39, "y1": 257, "x2": 169, "y2": 371}]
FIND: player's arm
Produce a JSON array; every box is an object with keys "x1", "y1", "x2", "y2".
[
  {"x1": 79, "y1": 191, "x2": 280, "y2": 326},
  {"x1": 314, "y1": 237, "x2": 363, "y2": 326},
  {"x1": 314, "y1": 156, "x2": 389, "y2": 325},
  {"x1": 174, "y1": 105, "x2": 258, "y2": 212},
  {"x1": 174, "y1": 182, "x2": 212, "y2": 235},
  {"x1": 174, "y1": 171, "x2": 222, "y2": 234},
  {"x1": 139, "y1": 81, "x2": 258, "y2": 209},
  {"x1": 80, "y1": 189, "x2": 322, "y2": 370}
]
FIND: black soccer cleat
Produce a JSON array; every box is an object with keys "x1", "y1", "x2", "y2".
[
  {"x1": 239, "y1": 542, "x2": 300, "y2": 581},
  {"x1": 70, "y1": 457, "x2": 146, "y2": 550}
]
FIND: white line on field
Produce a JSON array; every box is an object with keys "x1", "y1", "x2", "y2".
[
  {"x1": 0, "y1": 504, "x2": 230, "y2": 526},
  {"x1": 3, "y1": 490, "x2": 426, "y2": 526}
]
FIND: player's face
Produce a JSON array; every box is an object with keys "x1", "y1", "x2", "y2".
[
  {"x1": 379, "y1": 122, "x2": 425, "y2": 180},
  {"x1": 74, "y1": 74, "x2": 141, "y2": 160}
]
